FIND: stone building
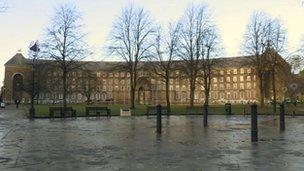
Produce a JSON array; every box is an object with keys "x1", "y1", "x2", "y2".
[{"x1": 2, "y1": 52, "x2": 291, "y2": 105}]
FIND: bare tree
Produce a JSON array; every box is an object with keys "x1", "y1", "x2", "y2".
[
  {"x1": 42, "y1": 4, "x2": 90, "y2": 115},
  {"x1": 201, "y1": 28, "x2": 221, "y2": 106},
  {"x1": 149, "y1": 23, "x2": 180, "y2": 113},
  {"x1": 178, "y1": 4, "x2": 217, "y2": 107},
  {"x1": 108, "y1": 5, "x2": 155, "y2": 109},
  {"x1": 264, "y1": 19, "x2": 287, "y2": 112},
  {"x1": 243, "y1": 12, "x2": 272, "y2": 107}
]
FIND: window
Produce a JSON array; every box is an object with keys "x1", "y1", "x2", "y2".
[
  {"x1": 220, "y1": 77, "x2": 224, "y2": 82},
  {"x1": 78, "y1": 93, "x2": 82, "y2": 100},
  {"x1": 170, "y1": 79, "x2": 174, "y2": 84},
  {"x1": 233, "y1": 76, "x2": 237, "y2": 82},
  {"x1": 213, "y1": 77, "x2": 218, "y2": 83},
  {"x1": 233, "y1": 69, "x2": 237, "y2": 74},
  {"x1": 233, "y1": 92, "x2": 238, "y2": 99},
  {"x1": 120, "y1": 72, "x2": 125, "y2": 77},
  {"x1": 247, "y1": 76, "x2": 251, "y2": 81},
  {"x1": 220, "y1": 70, "x2": 224, "y2": 75},
  {"x1": 247, "y1": 68, "x2": 251, "y2": 74},
  {"x1": 246, "y1": 82, "x2": 251, "y2": 89},
  {"x1": 240, "y1": 83, "x2": 244, "y2": 89},
  {"x1": 220, "y1": 84, "x2": 224, "y2": 90},
  {"x1": 109, "y1": 73, "x2": 113, "y2": 77},
  {"x1": 240, "y1": 92, "x2": 244, "y2": 99},
  {"x1": 108, "y1": 86, "x2": 113, "y2": 91},
  {"x1": 115, "y1": 86, "x2": 119, "y2": 91},
  {"x1": 233, "y1": 83, "x2": 237, "y2": 89},
  {"x1": 240, "y1": 68, "x2": 244, "y2": 74},
  {"x1": 213, "y1": 84, "x2": 218, "y2": 90},
  {"x1": 227, "y1": 70, "x2": 231, "y2": 75},
  {"x1": 240, "y1": 76, "x2": 244, "y2": 82},
  {"x1": 226, "y1": 77, "x2": 230, "y2": 82},
  {"x1": 246, "y1": 91, "x2": 251, "y2": 98},
  {"x1": 109, "y1": 79, "x2": 113, "y2": 85},
  {"x1": 97, "y1": 72, "x2": 101, "y2": 77},
  {"x1": 214, "y1": 92, "x2": 218, "y2": 99},
  {"x1": 227, "y1": 92, "x2": 231, "y2": 99},
  {"x1": 226, "y1": 84, "x2": 231, "y2": 90}
]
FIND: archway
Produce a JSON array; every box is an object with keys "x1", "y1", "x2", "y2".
[
  {"x1": 138, "y1": 87, "x2": 145, "y2": 104},
  {"x1": 12, "y1": 73, "x2": 23, "y2": 101}
]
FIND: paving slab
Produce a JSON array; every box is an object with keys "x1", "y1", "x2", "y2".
[{"x1": 0, "y1": 105, "x2": 304, "y2": 170}]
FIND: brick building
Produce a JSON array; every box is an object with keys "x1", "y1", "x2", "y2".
[{"x1": 2, "y1": 52, "x2": 291, "y2": 105}]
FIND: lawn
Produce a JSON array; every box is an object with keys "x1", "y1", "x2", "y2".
[{"x1": 28, "y1": 103, "x2": 289, "y2": 118}]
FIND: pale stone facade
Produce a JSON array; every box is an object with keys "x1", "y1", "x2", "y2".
[{"x1": 2, "y1": 53, "x2": 291, "y2": 105}]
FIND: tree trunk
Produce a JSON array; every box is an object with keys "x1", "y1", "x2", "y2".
[
  {"x1": 130, "y1": 74, "x2": 135, "y2": 109},
  {"x1": 259, "y1": 74, "x2": 265, "y2": 107},
  {"x1": 189, "y1": 80, "x2": 195, "y2": 107},
  {"x1": 63, "y1": 70, "x2": 67, "y2": 117},
  {"x1": 204, "y1": 75, "x2": 211, "y2": 106},
  {"x1": 131, "y1": 87, "x2": 135, "y2": 109},
  {"x1": 272, "y1": 67, "x2": 276, "y2": 113},
  {"x1": 165, "y1": 77, "x2": 171, "y2": 114}
]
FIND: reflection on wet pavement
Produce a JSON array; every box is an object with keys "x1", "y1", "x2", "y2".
[{"x1": 0, "y1": 106, "x2": 304, "y2": 170}]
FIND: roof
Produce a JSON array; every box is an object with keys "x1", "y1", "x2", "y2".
[
  {"x1": 5, "y1": 53, "x2": 28, "y2": 66},
  {"x1": 4, "y1": 53, "x2": 288, "y2": 71}
]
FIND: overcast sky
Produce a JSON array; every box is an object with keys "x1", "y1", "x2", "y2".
[{"x1": 0, "y1": 0, "x2": 304, "y2": 85}]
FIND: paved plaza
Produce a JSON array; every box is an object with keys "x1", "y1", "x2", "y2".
[{"x1": 0, "y1": 105, "x2": 304, "y2": 170}]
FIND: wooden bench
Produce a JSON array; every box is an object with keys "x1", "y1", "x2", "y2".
[
  {"x1": 186, "y1": 106, "x2": 204, "y2": 115},
  {"x1": 49, "y1": 107, "x2": 76, "y2": 118},
  {"x1": 85, "y1": 106, "x2": 111, "y2": 117},
  {"x1": 146, "y1": 106, "x2": 168, "y2": 117},
  {"x1": 285, "y1": 105, "x2": 304, "y2": 116}
]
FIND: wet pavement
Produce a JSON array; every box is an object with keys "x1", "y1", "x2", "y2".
[{"x1": 0, "y1": 105, "x2": 304, "y2": 170}]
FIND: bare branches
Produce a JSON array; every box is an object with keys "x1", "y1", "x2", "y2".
[
  {"x1": 177, "y1": 3, "x2": 220, "y2": 106},
  {"x1": 42, "y1": 4, "x2": 90, "y2": 111},
  {"x1": 108, "y1": 5, "x2": 156, "y2": 109},
  {"x1": 242, "y1": 11, "x2": 287, "y2": 106},
  {"x1": 42, "y1": 4, "x2": 90, "y2": 65}
]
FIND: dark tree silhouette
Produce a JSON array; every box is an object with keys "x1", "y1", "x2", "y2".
[
  {"x1": 149, "y1": 23, "x2": 180, "y2": 113},
  {"x1": 42, "y1": 4, "x2": 90, "y2": 116},
  {"x1": 108, "y1": 5, "x2": 155, "y2": 109},
  {"x1": 178, "y1": 3, "x2": 220, "y2": 107}
]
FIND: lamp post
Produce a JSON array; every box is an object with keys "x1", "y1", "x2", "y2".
[{"x1": 29, "y1": 41, "x2": 40, "y2": 119}]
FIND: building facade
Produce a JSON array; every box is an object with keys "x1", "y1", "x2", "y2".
[{"x1": 2, "y1": 52, "x2": 291, "y2": 105}]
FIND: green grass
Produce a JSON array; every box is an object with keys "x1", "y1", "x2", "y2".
[{"x1": 28, "y1": 103, "x2": 294, "y2": 117}]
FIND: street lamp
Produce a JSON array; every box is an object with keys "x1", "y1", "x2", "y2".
[{"x1": 29, "y1": 41, "x2": 40, "y2": 119}]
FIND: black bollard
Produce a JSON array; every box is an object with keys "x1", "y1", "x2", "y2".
[
  {"x1": 251, "y1": 104, "x2": 258, "y2": 142},
  {"x1": 156, "y1": 104, "x2": 162, "y2": 134},
  {"x1": 203, "y1": 104, "x2": 208, "y2": 127},
  {"x1": 279, "y1": 103, "x2": 285, "y2": 131}
]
